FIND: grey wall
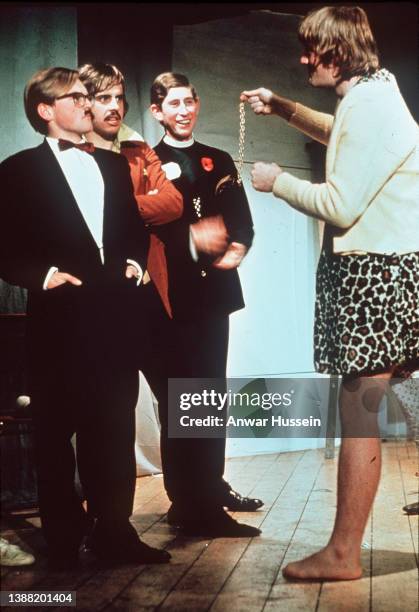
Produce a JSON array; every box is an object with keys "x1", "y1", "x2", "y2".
[
  {"x1": 0, "y1": 6, "x2": 77, "y2": 313},
  {"x1": 0, "y1": 6, "x2": 77, "y2": 162},
  {"x1": 174, "y1": 11, "x2": 335, "y2": 165}
]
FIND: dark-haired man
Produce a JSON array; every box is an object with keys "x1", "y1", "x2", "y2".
[
  {"x1": 150, "y1": 72, "x2": 263, "y2": 538},
  {"x1": 0, "y1": 67, "x2": 170, "y2": 568}
]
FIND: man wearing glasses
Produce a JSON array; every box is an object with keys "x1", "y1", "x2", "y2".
[{"x1": 0, "y1": 67, "x2": 170, "y2": 569}]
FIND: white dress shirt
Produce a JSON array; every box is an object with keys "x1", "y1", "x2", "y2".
[
  {"x1": 47, "y1": 137, "x2": 105, "y2": 259},
  {"x1": 43, "y1": 138, "x2": 142, "y2": 288}
]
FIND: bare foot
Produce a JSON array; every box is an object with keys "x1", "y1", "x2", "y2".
[{"x1": 282, "y1": 546, "x2": 363, "y2": 581}]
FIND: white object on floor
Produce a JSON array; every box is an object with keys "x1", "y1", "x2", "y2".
[
  {"x1": 0, "y1": 537, "x2": 35, "y2": 566},
  {"x1": 16, "y1": 395, "x2": 31, "y2": 408}
]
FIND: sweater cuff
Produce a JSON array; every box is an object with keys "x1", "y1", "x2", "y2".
[
  {"x1": 272, "y1": 172, "x2": 300, "y2": 202},
  {"x1": 289, "y1": 103, "x2": 333, "y2": 146}
]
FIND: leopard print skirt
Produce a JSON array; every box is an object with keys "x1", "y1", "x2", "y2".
[{"x1": 314, "y1": 250, "x2": 419, "y2": 376}]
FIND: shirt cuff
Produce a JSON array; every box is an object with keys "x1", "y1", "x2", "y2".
[
  {"x1": 126, "y1": 259, "x2": 143, "y2": 286},
  {"x1": 43, "y1": 267, "x2": 58, "y2": 290}
]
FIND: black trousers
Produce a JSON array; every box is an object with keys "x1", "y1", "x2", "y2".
[
  {"x1": 47, "y1": 282, "x2": 233, "y2": 526},
  {"x1": 155, "y1": 312, "x2": 231, "y2": 507},
  {"x1": 32, "y1": 365, "x2": 139, "y2": 556}
]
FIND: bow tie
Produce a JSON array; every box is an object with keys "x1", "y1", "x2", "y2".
[{"x1": 58, "y1": 139, "x2": 95, "y2": 154}]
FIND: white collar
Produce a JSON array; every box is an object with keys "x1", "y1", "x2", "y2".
[{"x1": 163, "y1": 134, "x2": 195, "y2": 148}]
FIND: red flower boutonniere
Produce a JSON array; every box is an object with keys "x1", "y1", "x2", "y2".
[{"x1": 201, "y1": 157, "x2": 214, "y2": 172}]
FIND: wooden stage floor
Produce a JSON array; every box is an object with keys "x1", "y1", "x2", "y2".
[{"x1": 1, "y1": 441, "x2": 418, "y2": 611}]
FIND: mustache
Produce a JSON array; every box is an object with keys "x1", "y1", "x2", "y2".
[{"x1": 105, "y1": 111, "x2": 122, "y2": 121}]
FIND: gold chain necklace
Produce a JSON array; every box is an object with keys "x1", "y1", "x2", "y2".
[
  {"x1": 193, "y1": 196, "x2": 202, "y2": 219},
  {"x1": 236, "y1": 101, "x2": 245, "y2": 185}
]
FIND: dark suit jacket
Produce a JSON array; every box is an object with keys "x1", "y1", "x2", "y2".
[
  {"x1": 0, "y1": 140, "x2": 150, "y2": 385},
  {"x1": 154, "y1": 140, "x2": 254, "y2": 321}
]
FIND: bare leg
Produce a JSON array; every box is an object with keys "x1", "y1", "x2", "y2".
[{"x1": 283, "y1": 371, "x2": 392, "y2": 580}]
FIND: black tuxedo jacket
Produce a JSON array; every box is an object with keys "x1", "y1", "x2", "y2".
[
  {"x1": 0, "y1": 140, "x2": 149, "y2": 383},
  {"x1": 154, "y1": 140, "x2": 254, "y2": 320}
]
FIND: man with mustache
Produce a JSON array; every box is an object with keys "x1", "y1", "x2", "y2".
[
  {"x1": 0, "y1": 67, "x2": 170, "y2": 569},
  {"x1": 79, "y1": 63, "x2": 182, "y2": 318},
  {"x1": 79, "y1": 65, "x2": 183, "y2": 480},
  {"x1": 81, "y1": 64, "x2": 262, "y2": 537}
]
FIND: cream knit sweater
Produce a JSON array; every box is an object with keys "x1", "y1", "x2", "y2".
[{"x1": 273, "y1": 73, "x2": 419, "y2": 255}]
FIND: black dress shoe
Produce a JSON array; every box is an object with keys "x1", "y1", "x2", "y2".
[
  {"x1": 221, "y1": 489, "x2": 264, "y2": 512},
  {"x1": 177, "y1": 508, "x2": 261, "y2": 538},
  {"x1": 92, "y1": 537, "x2": 171, "y2": 565},
  {"x1": 90, "y1": 522, "x2": 170, "y2": 565},
  {"x1": 402, "y1": 501, "x2": 419, "y2": 515}
]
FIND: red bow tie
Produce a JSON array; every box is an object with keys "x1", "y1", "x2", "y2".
[{"x1": 58, "y1": 139, "x2": 95, "y2": 154}]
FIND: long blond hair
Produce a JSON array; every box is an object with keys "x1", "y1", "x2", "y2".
[{"x1": 299, "y1": 6, "x2": 380, "y2": 80}]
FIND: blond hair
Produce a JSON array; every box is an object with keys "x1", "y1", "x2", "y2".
[{"x1": 299, "y1": 6, "x2": 380, "y2": 79}]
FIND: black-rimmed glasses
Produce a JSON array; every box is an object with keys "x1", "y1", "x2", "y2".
[{"x1": 55, "y1": 92, "x2": 94, "y2": 107}]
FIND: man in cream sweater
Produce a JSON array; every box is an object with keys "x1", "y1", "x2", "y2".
[{"x1": 242, "y1": 6, "x2": 418, "y2": 581}]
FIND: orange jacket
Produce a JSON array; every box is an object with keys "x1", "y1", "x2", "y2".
[{"x1": 121, "y1": 141, "x2": 183, "y2": 317}]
